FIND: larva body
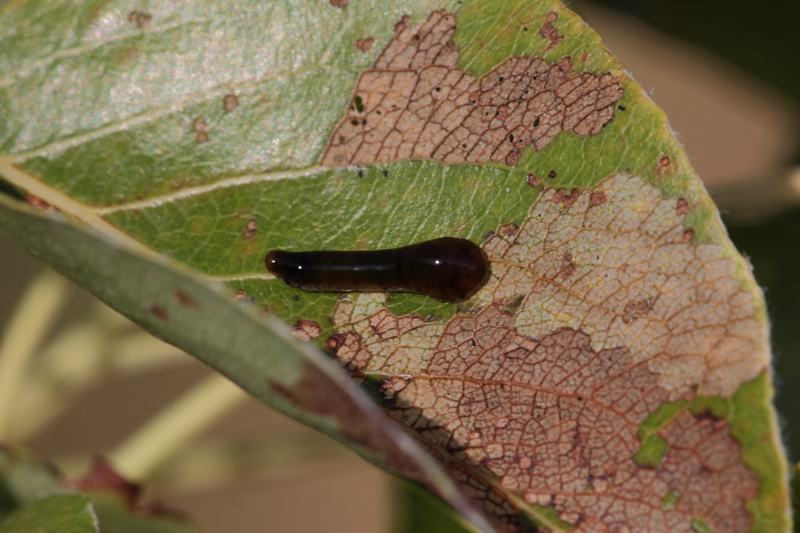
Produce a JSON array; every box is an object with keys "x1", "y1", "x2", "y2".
[{"x1": 265, "y1": 237, "x2": 489, "y2": 303}]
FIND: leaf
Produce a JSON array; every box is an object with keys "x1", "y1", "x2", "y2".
[
  {"x1": 0, "y1": 494, "x2": 97, "y2": 533},
  {"x1": 0, "y1": 195, "x2": 494, "y2": 530},
  {"x1": 0, "y1": 0, "x2": 789, "y2": 531},
  {"x1": 0, "y1": 446, "x2": 196, "y2": 533},
  {"x1": 0, "y1": 445, "x2": 63, "y2": 512}
]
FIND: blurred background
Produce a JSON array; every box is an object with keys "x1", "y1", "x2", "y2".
[{"x1": 1, "y1": 0, "x2": 799, "y2": 530}]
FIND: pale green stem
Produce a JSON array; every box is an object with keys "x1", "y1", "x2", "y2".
[
  {"x1": 108, "y1": 372, "x2": 246, "y2": 482},
  {"x1": 0, "y1": 269, "x2": 69, "y2": 438}
]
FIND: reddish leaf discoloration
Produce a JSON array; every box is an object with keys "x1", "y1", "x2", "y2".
[
  {"x1": 150, "y1": 304, "x2": 167, "y2": 320},
  {"x1": 322, "y1": 11, "x2": 622, "y2": 167},
  {"x1": 327, "y1": 172, "x2": 767, "y2": 530},
  {"x1": 538, "y1": 11, "x2": 564, "y2": 50},
  {"x1": 333, "y1": 302, "x2": 758, "y2": 531},
  {"x1": 291, "y1": 319, "x2": 321, "y2": 341},
  {"x1": 175, "y1": 290, "x2": 197, "y2": 307}
]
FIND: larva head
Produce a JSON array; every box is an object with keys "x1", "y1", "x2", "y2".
[
  {"x1": 400, "y1": 238, "x2": 490, "y2": 302},
  {"x1": 265, "y1": 250, "x2": 303, "y2": 286}
]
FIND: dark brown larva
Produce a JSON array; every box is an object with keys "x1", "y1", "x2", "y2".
[{"x1": 265, "y1": 237, "x2": 490, "y2": 303}]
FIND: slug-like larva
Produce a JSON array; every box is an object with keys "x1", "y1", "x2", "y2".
[{"x1": 265, "y1": 237, "x2": 490, "y2": 303}]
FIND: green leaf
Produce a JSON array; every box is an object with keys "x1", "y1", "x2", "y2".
[
  {"x1": 0, "y1": 446, "x2": 196, "y2": 533},
  {"x1": 0, "y1": 0, "x2": 790, "y2": 530},
  {"x1": 0, "y1": 445, "x2": 62, "y2": 514},
  {"x1": 0, "y1": 494, "x2": 97, "y2": 533}
]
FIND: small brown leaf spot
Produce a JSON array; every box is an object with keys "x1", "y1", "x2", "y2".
[
  {"x1": 526, "y1": 173, "x2": 542, "y2": 187},
  {"x1": 552, "y1": 187, "x2": 580, "y2": 207},
  {"x1": 355, "y1": 38, "x2": 374, "y2": 52},
  {"x1": 329, "y1": 0, "x2": 348, "y2": 7},
  {"x1": 694, "y1": 408, "x2": 720, "y2": 422},
  {"x1": 393, "y1": 15, "x2": 411, "y2": 33},
  {"x1": 128, "y1": 10, "x2": 152, "y2": 29},
  {"x1": 657, "y1": 155, "x2": 672, "y2": 176},
  {"x1": 497, "y1": 222, "x2": 519, "y2": 238},
  {"x1": 150, "y1": 305, "x2": 167, "y2": 321},
  {"x1": 539, "y1": 12, "x2": 563, "y2": 50},
  {"x1": 589, "y1": 190, "x2": 607, "y2": 206},
  {"x1": 561, "y1": 253, "x2": 576, "y2": 278},
  {"x1": 241, "y1": 218, "x2": 258, "y2": 239},
  {"x1": 326, "y1": 333, "x2": 346, "y2": 351},
  {"x1": 523, "y1": 490, "x2": 552, "y2": 506},
  {"x1": 193, "y1": 117, "x2": 209, "y2": 143},
  {"x1": 260, "y1": 308, "x2": 270, "y2": 316},
  {"x1": 291, "y1": 320, "x2": 321, "y2": 341},
  {"x1": 234, "y1": 289, "x2": 249, "y2": 300},
  {"x1": 175, "y1": 290, "x2": 197, "y2": 308},
  {"x1": 622, "y1": 296, "x2": 657, "y2": 324},
  {"x1": 676, "y1": 197, "x2": 690, "y2": 215},
  {"x1": 680, "y1": 228, "x2": 695, "y2": 243},
  {"x1": 547, "y1": 170, "x2": 557, "y2": 179},
  {"x1": 292, "y1": 295, "x2": 300, "y2": 301},
  {"x1": 504, "y1": 150, "x2": 520, "y2": 166},
  {"x1": 222, "y1": 94, "x2": 239, "y2": 113}
]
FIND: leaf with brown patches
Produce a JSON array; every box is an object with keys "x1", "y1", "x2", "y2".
[
  {"x1": 0, "y1": 0, "x2": 788, "y2": 531},
  {"x1": 322, "y1": 11, "x2": 622, "y2": 166}
]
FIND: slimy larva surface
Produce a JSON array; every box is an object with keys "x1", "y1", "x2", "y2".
[{"x1": 265, "y1": 237, "x2": 490, "y2": 303}]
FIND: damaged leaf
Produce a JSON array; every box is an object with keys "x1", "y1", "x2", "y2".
[{"x1": 0, "y1": 0, "x2": 789, "y2": 531}]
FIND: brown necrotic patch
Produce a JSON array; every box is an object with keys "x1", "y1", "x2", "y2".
[
  {"x1": 291, "y1": 319, "x2": 321, "y2": 341},
  {"x1": 526, "y1": 173, "x2": 542, "y2": 188},
  {"x1": 325, "y1": 169, "x2": 767, "y2": 530},
  {"x1": 241, "y1": 217, "x2": 258, "y2": 239},
  {"x1": 192, "y1": 117, "x2": 209, "y2": 143},
  {"x1": 223, "y1": 94, "x2": 239, "y2": 113},
  {"x1": 321, "y1": 11, "x2": 623, "y2": 167},
  {"x1": 481, "y1": 174, "x2": 766, "y2": 398},
  {"x1": 356, "y1": 38, "x2": 375, "y2": 52},
  {"x1": 538, "y1": 11, "x2": 564, "y2": 50},
  {"x1": 329, "y1": 300, "x2": 758, "y2": 531},
  {"x1": 128, "y1": 10, "x2": 152, "y2": 29}
]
